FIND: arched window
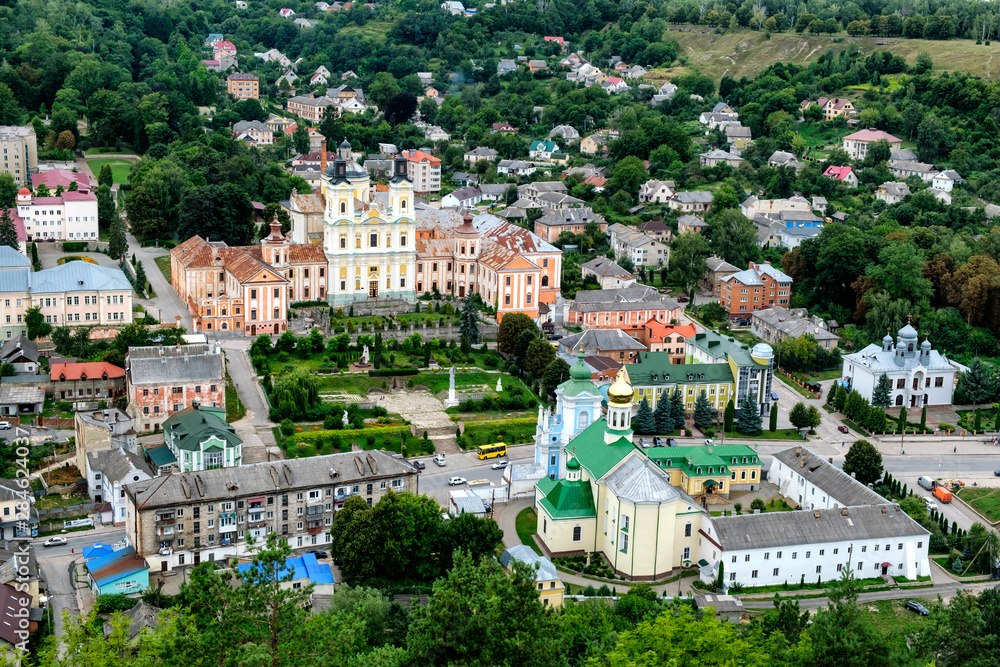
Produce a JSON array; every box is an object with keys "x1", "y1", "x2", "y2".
[
  {"x1": 908, "y1": 344, "x2": 914, "y2": 352},
  {"x1": 612, "y1": 412, "x2": 617, "y2": 427},
  {"x1": 340, "y1": 236, "x2": 346, "y2": 249},
  {"x1": 577, "y1": 412, "x2": 589, "y2": 430},
  {"x1": 340, "y1": 202, "x2": 346, "y2": 214},
  {"x1": 895, "y1": 394, "x2": 903, "y2": 406},
  {"x1": 401, "y1": 199, "x2": 407, "y2": 212},
  {"x1": 541, "y1": 275, "x2": 549, "y2": 287},
  {"x1": 355, "y1": 235, "x2": 361, "y2": 249}
]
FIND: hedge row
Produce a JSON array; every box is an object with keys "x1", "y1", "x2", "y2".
[
  {"x1": 368, "y1": 368, "x2": 420, "y2": 377},
  {"x1": 287, "y1": 425, "x2": 409, "y2": 445}
]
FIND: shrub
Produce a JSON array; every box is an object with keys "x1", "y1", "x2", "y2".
[
  {"x1": 95, "y1": 594, "x2": 138, "y2": 613},
  {"x1": 280, "y1": 418, "x2": 294, "y2": 437}
]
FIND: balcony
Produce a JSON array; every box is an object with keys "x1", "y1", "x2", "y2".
[
  {"x1": 307, "y1": 526, "x2": 324, "y2": 535},
  {"x1": 218, "y1": 523, "x2": 237, "y2": 534},
  {"x1": 157, "y1": 527, "x2": 175, "y2": 537},
  {"x1": 155, "y1": 515, "x2": 175, "y2": 525}
]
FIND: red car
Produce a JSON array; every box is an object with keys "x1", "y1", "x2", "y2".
[{"x1": 837, "y1": 425, "x2": 849, "y2": 434}]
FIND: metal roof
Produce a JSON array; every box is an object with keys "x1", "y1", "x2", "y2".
[
  {"x1": 711, "y1": 503, "x2": 928, "y2": 551},
  {"x1": 28, "y1": 262, "x2": 132, "y2": 294},
  {"x1": 772, "y1": 445, "x2": 887, "y2": 507},
  {"x1": 536, "y1": 477, "x2": 597, "y2": 518},
  {"x1": 559, "y1": 329, "x2": 645, "y2": 353},
  {"x1": 500, "y1": 545, "x2": 561, "y2": 582},
  {"x1": 86, "y1": 546, "x2": 149, "y2": 587},
  {"x1": 605, "y1": 455, "x2": 679, "y2": 504},
  {"x1": 126, "y1": 343, "x2": 224, "y2": 386},
  {"x1": 626, "y1": 355, "x2": 733, "y2": 386},
  {"x1": 238, "y1": 552, "x2": 334, "y2": 585}
]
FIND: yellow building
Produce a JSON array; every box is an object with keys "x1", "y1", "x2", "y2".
[
  {"x1": 626, "y1": 354, "x2": 734, "y2": 415},
  {"x1": 645, "y1": 444, "x2": 762, "y2": 497},
  {"x1": 534, "y1": 369, "x2": 709, "y2": 580},
  {"x1": 500, "y1": 545, "x2": 565, "y2": 607}
]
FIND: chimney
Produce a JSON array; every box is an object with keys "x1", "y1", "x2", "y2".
[
  {"x1": 320, "y1": 140, "x2": 328, "y2": 172},
  {"x1": 795, "y1": 446, "x2": 802, "y2": 456},
  {"x1": 841, "y1": 508, "x2": 848, "y2": 516},
  {"x1": 813, "y1": 510, "x2": 820, "y2": 518}
]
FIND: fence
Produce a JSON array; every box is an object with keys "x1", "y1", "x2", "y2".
[
  {"x1": 37, "y1": 502, "x2": 94, "y2": 518},
  {"x1": 37, "y1": 417, "x2": 74, "y2": 428}
]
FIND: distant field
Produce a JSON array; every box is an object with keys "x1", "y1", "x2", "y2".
[
  {"x1": 645, "y1": 29, "x2": 1000, "y2": 82},
  {"x1": 86, "y1": 159, "x2": 132, "y2": 185}
]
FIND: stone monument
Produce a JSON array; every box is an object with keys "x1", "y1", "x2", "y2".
[
  {"x1": 359, "y1": 345, "x2": 370, "y2": 366},
  {"x1": 444, "y1": 365, "x2": 459, "y2": 408},
  {"x1": 496, "y1": 377, "x2": 502, "y2": 392},
  {"x1": 342, "y1": 409, "x2": 349, "y2": 428}
]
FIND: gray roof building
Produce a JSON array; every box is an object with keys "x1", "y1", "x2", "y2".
[
  {"x1": 605, "y1": 455, "x2": 679, "y2": 503},
  {"x1": 559, "y1": 329, "x2": 646, "y2": 355},
  {"x1": 771, "y1": 445, "x2": 886, "y2": 508},
  {"x1": 580, "y1": 257, "x2": 632, "y2": 280},
  {"x1": 499, "y1": 544, "x2": 561, "y2": 582},
  {"x1": 126, "y1": 343, "x2": 224, "y2": 387}
]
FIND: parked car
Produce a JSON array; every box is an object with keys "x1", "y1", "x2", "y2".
[
  {"x1": 837, "y1": 425, "x2": 849, "y2": 434},
  {"x1": 994, "y1": 470, "x2": 1000, "y2": 477},
  {"x1": 42, "y1": 537, "x2": 67, "y2": 547},
  {"x1": 491, "y1": 459, "x2": 509, "y2": 470},
  {"x1": 770, "y1": 391, "x2": 779, "y2": 402},
  {"x1": 905, "y1": 600, "x2": 930, "y2": 616},
  {"x1": 0, "y1": 422, "x2": 11, "y2": 430},
  {"x1": 412, "y1": 460, "x2": 426, "y2": 470},
  {"x1": 306, "y1": 550, "x2": 328, "y2": 559},
  {"x1": 666, "y1": 438, "x2": 678, "y2": 447},
  {"x1": 547, "y1": 334, "x2": 563, "y2": 341},
  {"x1": 677, "y1": 296, "x2": 690, "y2": 303},
  {"x1": 433, "y1": 455, "x2": 446, "y2": 467},
  {"x1": 448, "y1": 477, "x2": 467, "y2": 486},
  {"x1": 923, "y1": 496, "x2": 939, "y2": 512}
]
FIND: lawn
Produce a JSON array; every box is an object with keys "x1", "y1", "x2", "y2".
[
  {"x1": 798, "y1": 122, "x2": 854, "y2": 150},
  {"x1": 955, "y1": 487, "x2": 1000, "y2": 523},
  {"x1": 864, "y1": 598, "x2": 935, "y2": 637},
  {"x1": 225, "y1": 374, "x2": 245, "y2": 423},
  {"x1": 154, "y1": 255, "x2": 171, "y2": 284},
  {"x1": 776, "y1": 373, "x2": 821, "y2": 399},
  {"x1": 932, "y1": 555, "x2": 989, "y2": 577},
  {"x1": 515, "y1": 507, "x2": 542, "y2": 556},
  {"x1": 37, "y1": 494, "x2": 88, "y2": 510},
  {"x1": 801, "y1": 369, "x2": 843, "y2": 382},
  {"x1": 317, "y1": 371, "x2": 498, "y2": 396},
  {"x1": 84, "y1": 147, "x2": 137, "y2": 156},
  {"x1": 723, "y1": 428, "x2": 807, "y2": 441},
  {"x1": 86, "y1": 158, "x2": 132, "y2": 185}
]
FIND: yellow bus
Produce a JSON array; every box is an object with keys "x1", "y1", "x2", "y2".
[{"x1": 476, "y1": 443, "x2": 507, "y2": 460}]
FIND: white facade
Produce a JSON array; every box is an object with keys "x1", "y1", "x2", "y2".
[
  {"x1": 842, "y1": 324, "x2": 959, "y2": 408},
  {"x1": 16, "y1": 190, "x2": 98, "y2": 240}
]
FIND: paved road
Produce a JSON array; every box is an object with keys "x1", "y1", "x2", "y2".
[
  {"x1": 414, "y1": 443, "x2": 534, "y2": 505},
  {"x1": 743, "y1": 579, "x2": 998, "y2": 609}
]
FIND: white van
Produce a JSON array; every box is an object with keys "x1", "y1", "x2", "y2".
[{"x1": 917, "y1": 476, "x2": 935, "y2": 491}]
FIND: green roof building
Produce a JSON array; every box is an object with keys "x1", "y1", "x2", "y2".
[
  {"x1": 162, "y1": 404, "x2": 242, "y2": 473},
  {"x1": 625, "y1": 351, "x2": 734, "y2": 413},
  {"x1": 685, "y1": 331, "x2": 774, "y2": 418}
]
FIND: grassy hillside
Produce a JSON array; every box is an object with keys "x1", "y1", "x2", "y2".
[{"x1": 646, "y1": 29, "x2": 1000, "y2": 82}]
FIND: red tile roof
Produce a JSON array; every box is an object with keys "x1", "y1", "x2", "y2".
[
  {"x1": 402, "y1": 149, "x2": 441, "y2": 165},
  {"x1": 51, "y1": 361, "x2": 125, "y2": 382},
  {"x1": 823, "y1": 165, "x2": 854, "y2": 181},
  {"x1": 32, "y1": 169, "x2": 91, "y2": 192}
]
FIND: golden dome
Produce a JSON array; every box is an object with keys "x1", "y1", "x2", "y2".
[{"x1": 607, "y1": 368, "x2": 633, "y2": 405}]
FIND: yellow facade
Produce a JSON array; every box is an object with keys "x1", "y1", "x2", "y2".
[{"x1": 632, "y1": 381, "x2": 732, "y2": 413}]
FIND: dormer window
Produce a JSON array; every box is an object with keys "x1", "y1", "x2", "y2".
[
  {"x1": 80, "y1": 373, "x2": 87, "y2": 381},
  {"x1": 59, "y1": 374, "x2": 65, "y2": 381}
]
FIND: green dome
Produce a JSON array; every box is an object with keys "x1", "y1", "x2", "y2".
[
  {"x1": 569, "y1": 353, "x2": 590, "y2": 380},
  {"x1": 566, "y1": 457, "x2": 581, "y2": 470}
]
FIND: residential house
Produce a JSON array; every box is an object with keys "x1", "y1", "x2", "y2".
[
  {"x1": 876, "y1": 181, "x2": 910, "y2": 204},
  {"x1": 842, "y1": 129, "x2": 902, "y2": 161},
  {"x1": 623, "y1": 65, "x2": 647, "y2": 78},
  {"x1": 638, "y1": 179, "x2": 675, "y2": 203},
  {"x1": 496, "y1": 159, "x2": 535, "y2": 177},
  {"x1": 699, "y1": 112, "x2": 740, "y2": 129},
  {"x1": 677, "y1": 215, "x2": 708, "y2": 235},
  {"x1": 579, "y1": 134, "x2": 608, "y2": 156},
  {"x1": 932, "y1": 170, "x2": 962, "y2": 192},
  {"x1": 0, "y1": 336, "x2": 36, "y2": 374},
  {"x1": 11, "y1": 185, "x2": 95, "y2": 243},
  {"x1": 212, "y1": 40, "x2": 237, "y2": 58},
  {"x1": 651, "y1": 82, "x2": 678, "y2": 106},
  {"x1": 890, "y1": 148, "x2": 919, "y2": 162},
  {"x1": 278, "y1": 7, "x2": 296, "y2": 16},
  {"x1": 162, "y1": 404, "x2": 242, "y2": 473},
  {"x1": 800, "y1": 97, "x2": 855, "y2": 121},
  {"x1": 823, "y1": 165, "x2": 858, "y2": 188},
  {"x1": 607, "y1": 223, "x2": 669, "y2": 268},
  {"x1": 580, "y1": 257, "x2": 635, "y2": 290},
  {"x1": 310, "y1": 69, "x2": 329, "y2": 87},
  {"x1": 232, "y1": 121, "x2": 273, "y2": 146},
  {"x1": 414, "y1": 208, "x2": 561, "y2": 320},
  {"x1": 811, "y1": 197, "x2": 828, "y2": 214},
  {"x1": 491, "y1": 122, "x2": 519, "y2": 133},
  {"x1": 543, "y1": 35, "x2": 566, "y2": 49},
  {"x1": 0, "y1": 479, "x2": 37, "y2": 540},
  {"x1": 497, "y1": 59, "x2": 517, "y2": 75},
  {"x1": 307, "y1": 128, "x2": 325, "y2": 151},
  {"x1": 890, "y1": 161, "x2": 938, "y2": 182},
  {"x1": 500, "y1": 545, "x2": 564, "y2": 607},
  {"x1": 124, "y1": 450, "x2": 418, "y2": 569},
  {"x1": 740, "y1": 196, "x2": 811, "y2": 220},
  {"x1": 441, "y1": 1, "x2": 465, "y2": 15},
  {"x1": 633, "y1": 321, "x2": 697, "y2": 363},
  {"x1": 441, "y1": 187, "x2": 482, "y2": 209},
  {"x1": 74, "y1": 408, "x2": 136, "y2": 480},
  {"x1": 265, "y1": 114, "x2": 297, "y2": 134},
  {"x1": 400, "y1": 149, "x2": 442, "y2": 193},
  {"x1": 750, "y1": 208, "x2": 824, "y2": 250},
  {"x1": 86, "y1": 547, "x2": 149, "y2": 596},
  {"x1": 478, "y1": 183, "x2": 509, "y2": 202},
  {"x1": 51, "y1": 361, "x2": 125, "y2": 401},
  {"x1": 340, "y1": 70, "x2": 357, "y2": 80},
  {"x1": 528, "y1": 59, "x2": 548, "y2": 72},
  {"x1": 451, "y1": 172, "x2": 479, "y2": 187},
  {"x1": 725, "y1": 125, "x2": 753, "y2": 155},
  {"x1": 0, "y1": 248, "x2": 133, "y2": 339},
  {"x1": 423, "y1": 125, "x2": 451, "y2": 142},
  {"x1": 226, "y1": 73, "x2": 259, "y2": 100},
  {"x1": 569, "y1": 285, "x2": 681, "y2": 329},
  {"x1": 767, "y1": 151, "x2": 805, "y2": 171},
  {"x1": 294, "y1": 18, "x2": 318, "y2": 28},
  {"x1": 276, "y1": 69, "x2": 299, "y2": 90},
  {"x1": 751, "y1": 306, "x2": 839, "y2": 350},
  {"x1": 464, "y1": 147, "x2": 498, "y2": 163},
  {"x1": 601, "y1": 77, "x2": 629, "y2": 94},
  {"x1": 519, "y1": 181, "x2": 568, "y2": 203},
  {"x1": 927, "y1": 188, "x2": 951, "y2": 205},
  {"x1": 685, "y1": 331, "x2": 775, "y2": 416},
  {"x1": 548, "y1": 125, "x2": 580, "y2": 141},
  {"x1": 558, "y1": 329, "x2": 646, "y2": 363},
  {"x1": 529, "y1": 140, "x2": 560, "y2": 160},
  {"x1": 637, "y1": 219, "x2": 672, "y2": 243},
  {"x1": 255, "y1": 49, "x2": 292, "y2": 67},
  {"x1": 86, "y1": 447, "x2": 154, "y2": 522},
  {"x1": 125, "y1": 343, "x2": 226, "y2": 433},
  {"x1": 559, "y1": 53, "x2": 583, "y2": 68},
  {"x1": 842, "y1": 324, "x2": 963, "y2": 408},
  {"x1": 699, "y1": 150, "x2": 743, "y2": 168},
  {"x1": 668, "y1": 191, "x2": 714, "y2": 214},
  {"x1": 704, "y1": 257, "x2": 740, "y2": 293},
  {"x1": 718, "y1": 262, "x2": 793, "y2": 320},
  {"x1": 533, "y1": 207, "x2": 607, "y2": 244}
]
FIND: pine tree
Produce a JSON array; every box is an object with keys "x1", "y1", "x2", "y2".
[
  {"x1": 693, "y1": 390, "x2": 714, "y2": 430},
  {"x1": 108, "y1": 215, "x2": 128, "y2": 260},
  {"x1": 724, "y1": 398, "x2": 735, "y2": 434},
  {"x1": 872, "y1": 373, "x2": 892, "y2": 408},
  {"x1": 974, "y1": 409, "x2": 983, "y2": 432},
  {"x1": 736, "y1": 393, "x2": 762, "y2": 435},
  {"x1": 134, "y1": 261, "x2": 147, "y2": 297},
  {"x1": 670, "y1": 388, "x2": 685, "y2": 431},
  {"x1": 98, "y1": 164, "x2": 113, "y2": 187},
  {"x1": 0, "y1": 208, "x2": 18, "y2": 251},
  {"x1": 653, "y1": 391, "x2": 672, "y2": 433},
  {"x1": 459, "y1": 294, "x2": 481, "y2": 344},
  {"x1": 768, "y1": 404, "x2": 778, "y2": 432},
  {"x1": 898, "y1": 406, "x2": 907, "y2": 431},
  {"x1": 634, "y1": 398, "x2": 655, "y2": 434}
]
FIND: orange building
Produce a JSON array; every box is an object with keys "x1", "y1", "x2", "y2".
[
  {"x1": 171, "y1": 218, "x2": 327, "y2": 335},
  {"x1": 227, "y1": 73, "x2": 259, "y2": 99},
  {"x1": 631, "y1": 320, "x2": 697, "y2": 364},
  {"x1": 414, "y1": 207, "x2": 561, "y2": 321},
  {"x1": 718, "y1": 262, "x2": 793, "y2": 321},
  {"x1": 569, "y1": 286, "x2": 681, "y2": 330}
]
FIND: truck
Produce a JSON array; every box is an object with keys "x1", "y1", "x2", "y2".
[
  {"x1": 932, "y1": 485, "x2": 952, "y2": 503},
  {"x1": 917, "y1": 476, "x2": 935, "y2": 491}
]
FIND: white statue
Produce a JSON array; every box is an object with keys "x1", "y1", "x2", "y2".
[
  {"x1": 360, "y1": 345, "x2": 370, "y2": 365},
  {"x1": 496, "y1": 377, "x2": 502, "y2": 392},
  {"x1": 445, "y1": 365, "x2": 458, "y2": 407},
  {"x1": 342, "y1": 409, "x2": 349, "y2": 428}
]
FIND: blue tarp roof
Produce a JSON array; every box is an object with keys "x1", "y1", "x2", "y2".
[{"x1": 237, "y1": 552, "x2": 334, "y2": 585}]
